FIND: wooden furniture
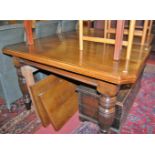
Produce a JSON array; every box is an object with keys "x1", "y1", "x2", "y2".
[
  {"x1": 92, "y1": 20, "x2": 153, "y2": 46},
  {"x1": 79, "y1": 20, "x2": 136, "y2": 61},
  {"x1": 82, "y1": 20, "x2": 153, "y2": 58},
  {"x1": 77, "y1": 72, "x2": 142, "y2": 132},
  {"x1": 30, "y1": 74, "x2": 78, "y2": 130},
  {"x1": 106, "y1": 20, "x2": 153, "y2": 46},
  {"x1": 3, "y1": 30, "x2": 150, "y2": 133},
  {"x1": 24, "y1": 20, "x2": 34, "y2": 45}
]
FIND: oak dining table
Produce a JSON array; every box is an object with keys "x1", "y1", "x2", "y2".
[{"x1": 3, "y1": 31, "x2": 150, "y2": 133}]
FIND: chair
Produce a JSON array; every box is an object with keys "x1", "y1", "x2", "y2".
[
  {"x1": 79, "y1": 20, "x2": 139, "y2": 61},
  {"x1": 0, "y1": 24, "x2": 25, "y2": 109},
  {"x1": 106, "y1": 20, "x2": 153, "y2": 46}
]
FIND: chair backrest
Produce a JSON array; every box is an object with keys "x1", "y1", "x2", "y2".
[
  {"x1": 0, "y1": 24, "x2": 25, "y2": 73},
  {"x1": 79, "y1": 20, "x2": 137, "y2": 61},
  {"x1": 89, "y1": 20, "x2": 153, "y2": 46},
  {"x1": 106, "y1": 20, "x2": 153, "y2": 46}
]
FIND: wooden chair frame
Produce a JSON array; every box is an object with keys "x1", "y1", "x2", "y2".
[
  {"x1": 79, "y1": 20, "x2": 136, "y2": 61},
  {"x1": 24, "y1": 20, "x2": 34, "y2": 45},
  {"x1": 106, "y1": 20, "x2": 153, "y2": 45}
]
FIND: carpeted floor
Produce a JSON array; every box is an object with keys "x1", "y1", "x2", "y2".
[
  {"x1": 0, "y1": 98, "x2": 41, "y2": 133},
  {"x1": 120, "y1": 63, "x2": 155, "y2": 133},
  {"x1": 72, "y1": 63, "x2": 155, "y2": 134},
  {"x1": 0, "y1": 54, "x2": 155, "y2": 134}
]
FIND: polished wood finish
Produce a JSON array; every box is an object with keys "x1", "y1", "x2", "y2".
[
  {"x1": 30, "y1": 73, "x2": 78, "y2": 129},
  {"x1": 3, "y1": 31, "x2": 150, "y2": 132},
  {"x1": 97, "y1": 81, "x2": 118, "y2": 97},
  {"x1": 20, "y1": 59, "x2": 98, "y2": 87},
  {"x1": 77, "y1": 71, "x2": 142, "y2": 132},
  {"x1": 79, "y1": 20, "x2": 128, "y2": 57},
  {"x1": 97, "y1": 81, "x2": 118, "y2": 132},
  {"x1": 81, "y1": 20, "x2": 152, "y2": 61},
  {"x1": 30, "y1": 75, "x2": 60, "y2": 127},
  {"x1": 79, "y1": 20, "x2": 129, "y2": 61},
  {"x1": 39, "y1": 78, "x2": 78, "y2": 130},
  {"x1": 3, "y1": 32, "x2": 150, "y2": 85}
]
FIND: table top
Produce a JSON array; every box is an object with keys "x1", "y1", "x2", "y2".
[{"x1": 3, "y1": 31, "x2": 150, "y2": 84}]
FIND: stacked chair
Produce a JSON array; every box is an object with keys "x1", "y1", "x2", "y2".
[{"x1": 79, "y1": 20, "x2": 153, "y2": 61}]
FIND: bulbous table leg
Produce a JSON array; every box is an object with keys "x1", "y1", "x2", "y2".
[
  {"x1": 98, "y1": 95, "x2": 116, "y2": 133},
  {"x1": 97, "y1": 81, "x2": 119, "y2": 133}
]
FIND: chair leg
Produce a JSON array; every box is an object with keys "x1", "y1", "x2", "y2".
[
  {"x1": 24, "y1": 20, "x2": 34, "y2": 45},
  {"x1": 126, "y1": 20, "x2": 136, "y2": 60},
  {"x1": 141, "y1": 20, "x2": 149, "y2": 45},
  {"x1": 79, "y1": 20, "x2": 83, "y2": 51},
  {"x1": 114, "y1": 20, "x2": 125, "y2": 61}
]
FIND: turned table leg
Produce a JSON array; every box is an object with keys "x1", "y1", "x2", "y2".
[
  {"x1": 98, "y1": 95, "x2": 116, "y2": 133},
  {"x1": 17, "y1": 67, "x2": 32, "y2": 110},
  {"x1": 13, "y1": 58, "x2": 38, "y2": 110},
  {"x1": 20, "y1": 65, "x2": 41, "y2": 120},
  {"x1": 97, "y1": 81, "x2": 119, "y2": 133},
  {"x1": 14, "y1": 58, "x2": 31, "y2": 110}
]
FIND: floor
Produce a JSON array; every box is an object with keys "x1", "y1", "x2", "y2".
[{"x1": 35, "y1": 112, "x2": 80, "y2": 134}]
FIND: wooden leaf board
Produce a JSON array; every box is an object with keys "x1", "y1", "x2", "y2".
[
  {"x1": 30, "y1": 75, "x2": 61, "y2": 127},
  {"x1": 39, "y1": 79, "x2": 78, "y2": 130}
]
